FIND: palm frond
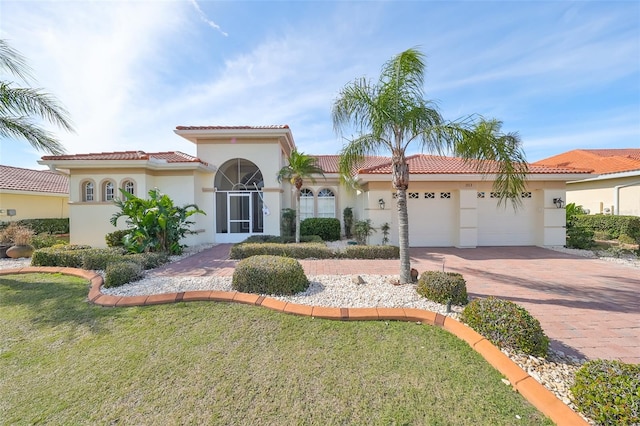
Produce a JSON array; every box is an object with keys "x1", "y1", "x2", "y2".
[
  {"x1": 0, "y1": 39, "x2": 33, "y2": 83},
  {"x1": 0, "y1": 116, "x2": 66, "y2": 155}
]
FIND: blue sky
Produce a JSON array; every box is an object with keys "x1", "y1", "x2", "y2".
[{"x1": 1, "y1": 0, "x2": 638, "y2": 170}]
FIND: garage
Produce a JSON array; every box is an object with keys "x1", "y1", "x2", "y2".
[
  {"x1": 403, "y1": 190, "x2": 457, "y2": 247},
  {"x1": 477, "y1": 190, "x2": 538, "y2": 245}
]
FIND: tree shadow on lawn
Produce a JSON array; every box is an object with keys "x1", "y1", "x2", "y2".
[
  {"x1": 0, "y1": 274, "x2": 125, "y2": 332},
  {"x1": 455, "y1": 266, "x2": 639, "y2": 314}
]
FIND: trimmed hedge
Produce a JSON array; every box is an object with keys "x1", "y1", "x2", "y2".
[
  {"x1": 339, "y1": 245, "x2": 399, "y2": 259},
  {"x1": 230, "y1": 242, "x2": 334, "y2": 259},
  {"x1": 241, "y1": 235, "x2": 323, "y2": 244},
  {"x1": 232, "y1": 255, "x2": 309, "y2": 295},
  {"x1": 571, "y1": 360, "x2": 640, "y2": 426},
  {"x1": 461, "y1": 297, "x2": 549, "y2": 357},
  {"x1": 105, "y1": 229, "x2": 131, "y2": 247},
  {"x1": 0, "y1": 218, "x2": 70, "y2": 235},
  {"x1": 573, "y1": 215, "x2": 640, "y2": 241},
  {"x1": 416, "y1": 271, "x2": 468, "y2": 306},
  {"x1": 300, "y1": 218, "x2": 341, "y2": 241},
  {"x1": 31, "y1": 245, "x2": 169, "y2": 272},
  {"x1": 104, "y1": 261, "x2": 143, "y2": 288}
]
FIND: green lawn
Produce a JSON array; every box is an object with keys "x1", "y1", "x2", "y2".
[{"x1": 1, "y1": 273, "x2": 553, "y2": 425}]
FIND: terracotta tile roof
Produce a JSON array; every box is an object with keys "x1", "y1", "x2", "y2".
[
  {"x1": 312, "y1": 155, "x2": 390, "y2": 174},
  {"x1": 41, "y1": 151, "x2": 208, "y2": 165},
  {"x1": 0, "y1": 165, "x2": 69, "y2": 194},
  {"x1": 355, "y1": 154, "x2": 582, "y2": 175},
  {"x1": 533, "y1": 149, "x2": 640, "y2": 174},
  {"x1": 175, "y1": 125, "x2": 289, "y2": 130}
]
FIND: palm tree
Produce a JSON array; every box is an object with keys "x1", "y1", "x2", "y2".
[
  {"x1": 277, "y1": 149, "x2": 325, "y2": 243},
  {"x1": 0, "y1": 39, "x2": 74, "y2": 155},
  {"x1": 332, "y1": 47, "x2": 527, "y2": 284}
]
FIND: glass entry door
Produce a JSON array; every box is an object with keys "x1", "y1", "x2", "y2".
[{"x1": 228, "y1": 192, "x2": 251, "y2": 233}]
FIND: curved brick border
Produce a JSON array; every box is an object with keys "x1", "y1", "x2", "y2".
[{"x1": 1, "y1": 267, "x2": 588, "y2": 426}]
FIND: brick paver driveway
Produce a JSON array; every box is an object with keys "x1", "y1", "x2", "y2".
[{"x1": 159, "y1": 245, "x2": 640, "y2": 364}]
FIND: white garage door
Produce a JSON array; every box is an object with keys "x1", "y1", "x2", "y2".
[
  {"x1": 404, "y1": 191, "x2": 457, "y2": 247},
  {"x1": 477, "y1": 191, "x2": 537, "y2": 245}
]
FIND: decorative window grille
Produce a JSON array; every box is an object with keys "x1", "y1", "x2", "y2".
[
  {"x1": 408, "y1": 192, "x2": 419, "y2": 199},
  {"x1": 477, "y1": 192, "x2": 485, "y2": 199},
  {"x1": 521, "y1": 192, "x2": 532, "y2": 198},
  {"x1": 424, "y1": 192, "x2": 435, "y2": 199},
  {"x1": 317, "y1": 188, "x2": 335, "y2": 218},
  {"x1": 392, "y1": 193, "x2": 397, "y2": 199},
  {"x1": 490, "y1": 192, "x2": 500, "y2": 199},
  {"x1": 440, "y1": 192, "x2": 451, "y2": 199}
]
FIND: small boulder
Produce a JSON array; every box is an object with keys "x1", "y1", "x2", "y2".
[{"x1": 352, "y1": 275, "x2": 365, "y2": 285}]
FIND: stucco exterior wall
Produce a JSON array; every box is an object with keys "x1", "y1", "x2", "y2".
[
  {"x1": 568, "y1": 176, "x2": 640, "y2": 216},
  {"x1": 0, "y1": 191, "x2": 69, "y2": 221}
]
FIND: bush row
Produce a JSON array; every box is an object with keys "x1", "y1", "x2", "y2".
[
  {"x1": 0, "y1": 218, "x2": 69, "y2": 235},
  {"x1": 573, "y1": 215, "x2": 640, "y2": 242},
  {"x1": 241, "y1": 235, "x2": 323, "y2": 244},
  {"x1": 230, "y1": 242, "x2": 399, "y2": 259},
  {"x1": 31, "y1": 245, "x2": 169, "y2": 287}
]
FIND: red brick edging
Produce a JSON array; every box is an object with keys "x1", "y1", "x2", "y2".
[{"x1": 0, "y1": 267, "x2": 588, "y2": 426}]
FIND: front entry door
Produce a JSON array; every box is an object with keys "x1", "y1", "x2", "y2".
[{"x1": 228, "y1": 192, "x2": 251, "y2": 234}]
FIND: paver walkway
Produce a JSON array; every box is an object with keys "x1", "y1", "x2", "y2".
[{"x1": 153, "y1": 245, "x2": 640, "y2": 364}]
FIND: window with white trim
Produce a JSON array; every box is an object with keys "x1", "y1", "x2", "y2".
[
  {"x1": 299, "y1": 188, "x2": 314, "y2": 220},
  {"x1": 122, "y1": 180, "x2": 135, "y2": 195},
  {"x1": 317, "y1": 188, "x2": 336, "y2": 218},
  {"x1": 82, "y1": 181, "x2": 95, "y2": 202},
  {"x1": 103, "y1": 181, "x2": 115, "y2": 201}
]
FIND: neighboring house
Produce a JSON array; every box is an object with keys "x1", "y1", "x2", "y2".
[
  {"x1": 534, "y1": 149, "x2": 640, "y2": 216},
  {"x1": 39, "y1": 125, "x2": 589, "y2": 248},
  {"x1": 0, "y1": 165, "x2": 69, "y2": 222}
]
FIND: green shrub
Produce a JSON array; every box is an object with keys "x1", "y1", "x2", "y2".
[
  {"x1": 281, "y1": 208, "x2": 296, "y2": 238},
  {"x1": 105, "y1": 229, "x2": 131, "y2": 247},
  {"x1": 343, "y1": 207, "x2": 353, "y2": 239},
  {"x1": 340, "y1": 245, "x2": 399, "y2": 259},
  {"x1": 125, "y1": 251, "x2": 170, "y2": 270},
  {"x1": 230, "y1": 242, "x2": 333, "y2": 259},
  {"x1": 617, "y1": 234, "x2": 637, "y2": 245},
  {"x1": 416, "y1": 271, "x2": 468, "y2": 306},
  {"x1": 81, "y1": 248, "x2": 126, "y2": 270},
  {"x1": 573, "y1": 215, "x2": 640, "y2": 241},
  {"x1": 300, "y1": 217, "x2": 341, "y2": 241},
  {"x1": 104, "y1": 261, "x2": 143, "y2": 288},
  {"x1": 30, "y1": 234, "x2": 68, "y2": 249},
  {"x1": 12, "y1": 218, "x2": 69, "y2": 235},
  {"x1": 566, "y1": 226, "x2": 595, "y2": 249},
  {"x1": 232, "y1": 255, "x2": 309, "y2": 295},
  {"x1": 31, "y1": 246, "x2": 85, "y2": 268},
  {"x1": 571, "y1": 360, "x2": 640, "y2": 426},
  {"x1": 461, "y1": 297, "x2": 549, "y2": 357},
  {"x1": 353, "y1": 219, "x2": 376, "y2": 245}
]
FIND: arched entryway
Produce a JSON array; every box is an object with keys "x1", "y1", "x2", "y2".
[{"x1": 214, "y1": 158, "x2": 265, "y2": 242}]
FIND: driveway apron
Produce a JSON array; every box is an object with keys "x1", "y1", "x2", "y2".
[{"x1": 157, "y1": 245, "x2": 640, "y2": 364}]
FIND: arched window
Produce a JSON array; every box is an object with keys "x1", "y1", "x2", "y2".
[
  {"x1": 299, "y1": 188, "x2": 314, "y2": 220},
  {"x1": 317, "y1": 188, "x2": 335, "y2": 218},
  {"x1": 122, "y1": 179, "x2": 135, "y2": 195},
  {"x1": 103, "y1": 180, "x2": 116, "y2": 201},
  {"x1": 81, "y1": 180, "x2": 95, "y2": 202}
]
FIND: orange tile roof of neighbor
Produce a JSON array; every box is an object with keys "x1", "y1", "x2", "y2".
[
  {"x1": 0, "y1": 165, "x2": 69, "y2": 194},
  {"x1": 175, "y1": 125, "x2": 290, "y2": 130},
  {"x1": 41, "y1": 151, "x2": 209, "y2": 165},
  {"x1": 533, "y1": 149, "x2": 640, "y2": 175}
]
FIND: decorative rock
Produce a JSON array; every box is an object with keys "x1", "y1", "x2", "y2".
[
  {"x1": 6, "y1": 244, "x2": 34, "y2": 259},
  {"x1": 352, "y1": 275, "x2": 365, "y2": 285}
]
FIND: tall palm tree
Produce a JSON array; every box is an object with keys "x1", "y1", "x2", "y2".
[
  {"x1": 277, "y1": 149, "x2": 325, "y2": 243},
  {"x1": 333, "y1": 48, "x2": 527, "y2": 284},
  {"x1": 0, "y1": 39, "x2": 74, "y2": 155}
]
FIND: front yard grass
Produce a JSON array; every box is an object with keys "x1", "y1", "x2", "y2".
[{"x1": 1, "y1": 273, "x2": 553, "y2": 425}]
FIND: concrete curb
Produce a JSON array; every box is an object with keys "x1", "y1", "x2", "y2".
[{"x1": 0, "y1": 267, "x2": 588, "y2": 426}]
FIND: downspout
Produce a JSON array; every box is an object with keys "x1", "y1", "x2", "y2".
[{"x1": 614, "y1": 181, "x2": 640, "y2": 215}]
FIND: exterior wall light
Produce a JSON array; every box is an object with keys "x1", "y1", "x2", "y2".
[
  {"x1": 378, "y1": 198, "x2": 385, "y2": 209},
  {"x1": 553, "y1": 197, "x2": 565, "y2": 209}
]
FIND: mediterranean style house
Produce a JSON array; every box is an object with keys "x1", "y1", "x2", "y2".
[
  {"x1": 0, "y1": 165, "x2": 69, "y2": 222},
  {"x1": 534, "y1": 149, "x2": 640, "y2": 216},
  {"x1": 38, "y1": 125, "x2": 590, "y2": 248}
]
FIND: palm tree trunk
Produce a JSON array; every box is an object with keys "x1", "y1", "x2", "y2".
[
  {"x1": 396, "y1": 188, "x2": 411, "y2": 283},
  {"x1": 295, "y1": 190, "x2": 301, "y2": 243}
]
